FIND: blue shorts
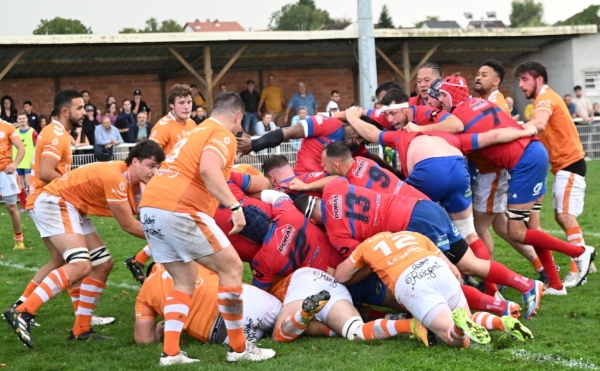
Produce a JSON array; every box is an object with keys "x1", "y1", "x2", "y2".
[
  {"x1": 406, "y1": 156, "x2": 472, "y2": 213},
  {"x1": 16, "y1": 169, "x2": 31, "y2": 176},
  {"x1": 346, "y1": 272, "x2": 387, "y2": 308},
  {"x1": 406, "y1": 200, "x2": 463, "y2": 252},
  {"x1": 508, "y1": 141, "x2": 548, "y2": 205}
]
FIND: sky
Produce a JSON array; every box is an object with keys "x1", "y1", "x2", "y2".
[{"x1": 1, "y1": 0, "x2": 599, "y2": 35}]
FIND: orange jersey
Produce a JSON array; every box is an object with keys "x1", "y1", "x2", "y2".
[
  {"x1": 534, "y1": 85, "x2": 585, "y2": 174},
  {"x1": 140, "y1": 118, "x2": 237, "y2": 216},
  {"x1": 42, "y1": 161, "x2": 139, "y2": 217},
  {"x1": 149, "y1": 112, "x2": 197, "y2": 155},
  {"x1": 26, "y1": 121, "x2": 73, "y2": 210},
  {"x1": 349, "y1": 231, "x2": 440, "y2": 296},
  {"x1": 0, "y1": 119, "x2": 17, "y2": 171},
  {"x1": 488, "y1": 91, "x2": 510, "y2": 115},
  {"x1": 135, "y1": 263, "x2": 220, "y2": 343},
  {"x1": 232, "y1": 163, "x2": 262, "y2": 176}
]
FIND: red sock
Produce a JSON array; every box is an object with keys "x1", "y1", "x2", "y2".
[
  {"x1": 18, "y1": 189, "x2": 27, "y2": 207},
  {"x1": 366, "y1": 309, "x2": 389, "y2": 320},
  {"x1": 534, "y1": 247, "x2": 562, "y2": 290},
  {"x1": 469, "y1": 239, "x2": 498, "y2": 294},
  {"x1": 524, "y1": 230, "x2": 585, "y2": 258},
  {"x1": 485, "y1": 261, "x2": 534, "y2": 294},
  {"x1": 461, "y1": 285, "x2": 505, "y2": 316}
]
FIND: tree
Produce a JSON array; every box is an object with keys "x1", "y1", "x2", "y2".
[
  {"x1": 33, "y1": 17, "x2": 92, "y2": 35},
  {"x1": 414, "y1": 16, "x2": 439, "y2": 28},
  {"x1": 119, "y1": 18, "x2": 183, "y2": 34},
  {"x1": 376, "y1": 5, "x2": 395, "y2": 28},
  {"x1": 509, "y1": 0, "x2": 547, "y2": 27},
  {"x1": 556, "y1": 5, "x2": 600, "y2": 26},
  {"x1": 269, "y1": 0, "x2": 334, "y2": 31}
]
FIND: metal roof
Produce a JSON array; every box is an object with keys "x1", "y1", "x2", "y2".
[{"x1": 0, "y1": 26, "x2": 596, "y2": 79}]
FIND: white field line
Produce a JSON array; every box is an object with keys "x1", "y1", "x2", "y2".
[
  {"x1": 546, "y1": 230, "x2": 600, "y2": 239},
  {"x1": 511, "y1": 349, "x2": 599, "y2": 370},
  {"x1": 0, "y1": 260, "x2": 140, "y2": 291}
]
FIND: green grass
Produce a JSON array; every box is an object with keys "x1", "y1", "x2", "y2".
[{"x1": 1, "y1": 163, "x2": 600, "y2": 371}]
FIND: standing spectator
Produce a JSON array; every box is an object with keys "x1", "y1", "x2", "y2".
[
  {"x1": 593, "y1": 102, "x2": 600, "y2": 117},
  {"x1": 258, "y1": 74, "x2": 286, "y2": 128},
  {"x1": 23, "y1": 101, "x2": 39, "y2": 131},
  {"x1": 285, "y1": 81, "x2": 317, "y2": 124},
  {"x1": 564, "y1": 94, "x2": 577, "y2": 118},
  {"x1": 105, "y1": 102, "x2": 119, "y2": 125},
  {"x1": 572, "y1": 85, "x2": 594, "y2": 122},
  {"x1": 240, "y1": 79, "x2": 260, "y2": 134},
  {"x1": 325, "y1": 90, "x2": 341, "y2": 112},
  {"x1": 254, "y1": 112, "x2": 276, "y2": 136},
  {"x1": 13, "y1": 112, "x2": 37, "y2": 211},
  {"x1": 94, "y1": 115, "x2": 124, "y2": 161},
  {"x1": 328, "y1": 102, "x2": 339, "y2": 113},
  {"x1": 81, "y1": 90, "x2": 98, "y2": 119},
  {"x1": 133, "y1": 111, "x2": 153, "y2": 142},
  {"x1": 192, "y1": 106, "x2": 206, "y2": 125},
  {"x1": 190, "y1": 84, "x2": 206, "y2": 109},
  {"x1": 116, "y1": 99, "x2": 136, "y2": 143},
  {"x1": 506, "y1": 96, "x2": 520, "y2": 121},
  {"x1": 82, "y1": 105, "x2": 98, "y2": 145},
  {"x1": 1, "y1": 95, "x2": 18, "y2": 123},
  {"x1": 131, "y1": 89, "x2": 152, "y2": 121},
  {"x1": 219, "y1": 83, "x2": 227, "y2": 93},
  {"x1": 37, "y1": 115, "x2": 48, "y2": 132}
]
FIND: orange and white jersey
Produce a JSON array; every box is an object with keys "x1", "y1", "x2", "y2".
[
  {"x1": 149, "y1": 112, "x2": 197, "y2": 155},
  {"x1": 534, "y1": 85, "x2": 585, "y2": 174},
  {"x1": 140, "y1": 118, "x2": 237, "y2": 217},
  {"x1": 232, "y1": 163, "x2": 262, "y2": 176},
  {"x1": 0, "y1": 119, "x2": 18, "y2": 171},
  {"x1": 349, "y1": 231, "x2": 440, "y2": 296},
  {"x1": 42, "y1": 161, "x2": 138, "y2": 217},
  {"x1": 488, "y1": 90, "x2": 510, "y2": 115},
  {"x1": 135, "y1": 263, "x2": 220, "y2": 343},
  {"x1": 26, "y1": 120, "x2": 72, "y2": 210}
]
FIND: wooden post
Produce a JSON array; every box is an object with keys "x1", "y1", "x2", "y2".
[
  {"x1": 167, "y1": 47, "x2": 208, "y2": 88},
  {"x1": 402, "y1": 43, "x2": 410, "y2": 93},
  {"x1": 212, "y1": 46, "x2": 246, "y2": 88},
  {"x1": 375, "y1": 46, "x2": 405, "y2": 81},
  {"x1": 0, "y1": 51, "x2": 25, "y2": 81},
  {"x1": 409, "y1": 44, "x2": 440, "y2": 81},
  {"x1": 204, "y1": 46, "x2": 213, "y2": 113},
  {"x1": 160, "y1": 77, "x2": 167, "y2": 117}
]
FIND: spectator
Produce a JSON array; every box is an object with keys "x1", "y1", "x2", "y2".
[
  {"x1": 328, "y1": 102, "x2": 339, "y2": 113},
  {"x1": 49, "y1": 110, "x2": 57, "y2": 123},
  {"x1": 22, "y1": 101, "x2": 39, "y2": 131},
  {"x1": 1, "y1": 95, "x2": 18, "y2": 123},
  {"x1": 70, "y1": 121, "x2": 90, "y2": 148},
  {"x1": 524, "y1": 101, "x2": 535, "y2": 122},
  {"x1": 240, "y1": 79, "x2": 260, "y2": 134},
  {"x1": 105, "y1": 102, "x2": 119, "y2": 125},
  {"x1": 254, "y1": 112, "x2": 277, "y2": 136},
  {"x1": 506, "y1": 96, "x2": 520, "y2": 121},
  {"x1": 564, "y1": 94, "x2": 577, "y2": 118},
  {"x1": 81, "y1": 90, "x2": 98, "y2": 119},
  {"x1": 133, "y1": 111, "x2": 153, "y2": 142},
  {"x1": 131, "y1": 89, "x2": 152, "y2": 121},
  {"x1": 290, "y1": 106, "x2": 308, "y2": 151},
  {"x1": 38, "y1": 115, "x2": 48, "y2": 132},
  {"x1": 285, "y1": 81, "x2": 317, "y2": 124},
  {"x1": 219, "y1": 83, "x2": 227, "y2": 93},
  {"x1": 192, "y1": 106, "x2": 206, "y2": 125},
  {"x1": 190, "y1": 84, "x2": 206, "y2": 109},
  {"x1": 572, "y1": 85, "x2": 594, "y2": 122},
  {"x1": 593, "y1": 102, "x2": 600, "y2": 117},
  {"x1": 99, "y1": 95, "x2": 117, "y2": 121},
  {"x1": 82, "y1": 105, "x2": 98, "y2": 145},
  {"x1": 116, "y1": 99, "x2": 136, "y2": 143},
  {"x1": 94, "y1": 115, "x2": 123, "y2": 161},
  {"x1": 258, "y1": 74, "x2": 286, "y2": 128},
  {"x1": 325, "y1": 90, "x2": 341, "y2": 112}
]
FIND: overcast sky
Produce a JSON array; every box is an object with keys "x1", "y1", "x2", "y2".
[{"x1": 1, "y1": 0, "x2": 598, "y2": 35}]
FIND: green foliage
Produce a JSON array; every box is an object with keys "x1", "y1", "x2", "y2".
[
  {"x1": 376, "y1": 5, "x2": 395, "y2": 29},
  {"x1": 414, "y1": 16, "x2": 440, "y2": 28},
  {"x1": 119, "y1": 18, "x2": 183, "y2": 34},
  {"x1": 556, "y1": 5, "x2": 600, "y2": 25},
  {"x1": 509, "y1": 0, "x2": 547, "y2": 27},
  {"x1": 33, "y1": 17, "x2": 92, "y2": 35},
  {"x1": 269, "y1": 0, "x2": 334, "y2": 30}
]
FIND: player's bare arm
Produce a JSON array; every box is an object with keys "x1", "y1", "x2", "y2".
[
  {"x1": 236, "y1": 123, "x2": 305, "y2": 155},
  {"x1": 344, "y1": 107, "x2": 382, "y2": 143},
  {"x1": 6, "y1": 136, "x2": 25, "y2": 174},
  {"x1": 110, "y1": 203, "x2": 147, "y2": 239},
  {"x1": 246, "y1": 174, "x2": 271, "y2": 194},
  {"x1": 38, "y1": 156, "x2": 64, "y2": 183},
  {"x1": 523, "y1": 109, "x2": 551, "y2": 133},
  {"x1": 404, "y1": 114, "x2": 464, "y2": 133},
  {"x1": 288, "y1": 176, "x2": 339, "y2": 192},
  {"x1": 334, "y1": 258, "x2": 362, "y2": 284},
  {"x1": 476, "y1": 126, "x2": 537, "y2": 149}
]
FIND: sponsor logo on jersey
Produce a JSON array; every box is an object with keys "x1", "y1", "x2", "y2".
[
  {"x1": 353, "y1": 160, "x2": 367, "y2": 178},
  {"x1": 212, "y1": 138, "x2": 229, "y2": 156},
  {"x1": 307, "y1": 172, "x2": 324, "y2": 178},
  {"x1": 469, "y1": 99, "x2": 489, "y2": 111},
  {"x1": 374, "y1": 109, "x2": 383, "y2": 118},
  {"x1": 330, "y1": 194, "x2": 342, "y2": 219},
  {"x1": 314, "y1": 115, "x2": 324, "y2": 125},
  {"x1": 157, "y1": 166, "x2": 179, "y2": 178},
  {"x1": 51, "y1": 138, "x2": 59, "y2": 146},
  {"x1": 536, "y1": 99, "x2": 552, "y2": 108},
  {"x1": 276, "y1": 224, "x2": 295, "y2": 254}
]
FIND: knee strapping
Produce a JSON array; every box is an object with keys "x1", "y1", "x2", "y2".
[
  {"x1": 63, "y1": 248, "x2": 91, "y2": 264},
  {"x1": 341, "y1": 316, "x2": 363, "y2": 340},
  {"x1": 506, "y1": 208, "x2": 531, "y2": 223},
  {"x1": 453, "y1": 215, "x2": 476, "y2": 239},
  {"x1": 89, "y1": 246, "x2": 111, "y2": 266},
  {"x1": 532, "y1": 202, "x2": 543, "y2": 212}
]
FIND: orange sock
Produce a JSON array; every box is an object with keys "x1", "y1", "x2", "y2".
[
  {"x1": 14, "y1": 233, "x2": 23, "y2": 242},
  {"x1": 18, "y1": 280, "x2": 39, "y2": 303},
  {"x1": 134, "y1": 245, "x2": 152, "y2": 265},
  {"x1": 471, "y1": 312, "x2": 504, "y2": 331},
  {"x1": 17, "y1": 267, "x2": 70, "y2": 314},
  {"x1": 273, "y1": 309, "x2": 310, "y2": 342},
  {"x1": 69, "y1": 286, "x2": 81, "y2": 313},
  {"x1": 532, "y1": 257, "x2": 544, "y2": 273},
  {"x1": 72, "y1": 278, "x2": 105, "y2": 336},
  {"x1": 218, "y1": 286, "x2": 246, "y2": 353},
  {"x1": 446, "y1": 324, "x2": 470, "y2": 348},
  {"x1": 356, "y1": 319, "x2": 411, "y2": 340},
  {"x1": 163, "y1": 290, "x2": 191, "y2": 356}
]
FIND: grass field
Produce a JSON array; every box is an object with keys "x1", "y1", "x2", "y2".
[{"x1": 1, "y1": 163, "x2": 599, "y2": 371}]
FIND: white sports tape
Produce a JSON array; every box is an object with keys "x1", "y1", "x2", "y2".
[
  {"x1": 89, "y1": 246, "x2": 112, "y2": 266},
  {"x1": 452, "y1": 216, "x2": 476, "y2": 239},
  {"x1": 62, "y1": 247, "x2": 90, "y2": 264}
]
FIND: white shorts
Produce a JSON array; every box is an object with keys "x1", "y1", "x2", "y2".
[
  {"x1": 32, "y1": 193, "x2": 97, "y2": 238},
  {"x1": 221, "y1": 284, "x2": 282, "y2": 344},
  {"x1": 553, "y1": 170, "x2": 586, "y2": 217},
  {"x1": 139, "y1": 207, "x2": 231, "y2": 263},
  {"x1": 0, "y1": 171, "x2": 20, "y2": 202},
  {"x1": 472, "y1": 170, "x2": 509, "y2": 213},
  {"x1": 395, "y1": 256, "x2": 464, "y2": 327},
  {"x1": 283, "y1": 267, "x2": 352, "y2": 323}
]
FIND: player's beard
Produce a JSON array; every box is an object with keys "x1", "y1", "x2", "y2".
[
  {"x1": 68, "y1": 113, "x2": 83, "y2": 127},
  {"x1": 525, "y1": 84, "x2": 538, "y2": 100}
]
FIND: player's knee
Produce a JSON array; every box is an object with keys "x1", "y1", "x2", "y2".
[
  {"x1": 63, "y1": 247, "x2": 92, "y2": 276},
  {"x1": 90, "y1": 246, "x2": 113, "y2": 272},
  {"x1": 555, "y1": 213, "x2": 576, "y2": 229}
]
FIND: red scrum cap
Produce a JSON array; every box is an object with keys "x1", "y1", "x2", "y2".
[{"x1": 439, "y1": 76, "x2": 470, "y2": 108}]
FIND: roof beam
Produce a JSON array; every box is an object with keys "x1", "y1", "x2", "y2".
[
  {"x1": 211, "y1": 45, "x2": 246, "y2": 88},
  {"x1": 375, "y1": 46, "x2": 405, "y2": 81},
  {"x1": 409, "y1": 44, "x2": 439, "y2": 81},
  {"x1": 168, "y1": 46, "x2": 208, "y2": 88},
  {"x1": 0, "y1": 51, "x2": 25, "y2": 81}
]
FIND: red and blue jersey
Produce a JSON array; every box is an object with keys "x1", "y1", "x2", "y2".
[
  {"x1": 251, "y1": 198, "x2": 343, "y2": 290},
  {"x1": 409, "y1": 95, "x2": 428, "y2": 107},
  {"x1": 321, "y1": 177, "x2": 418, "y2": 258},
  {"x1": 273, "y1": 171, "x2": 327, "y2": 199},
  {"x1": 213, "y1": 171, "x2": 272, "y2": 263},
  {"x1": 366, "y1": 106, "x2": 451, "y2": 131},
  {"x1": 295, "y1": 115, "x2": 368, "y2": 173},
  {"x1": 345, "y1": 156, "x2": 429, "y2": 199}
]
